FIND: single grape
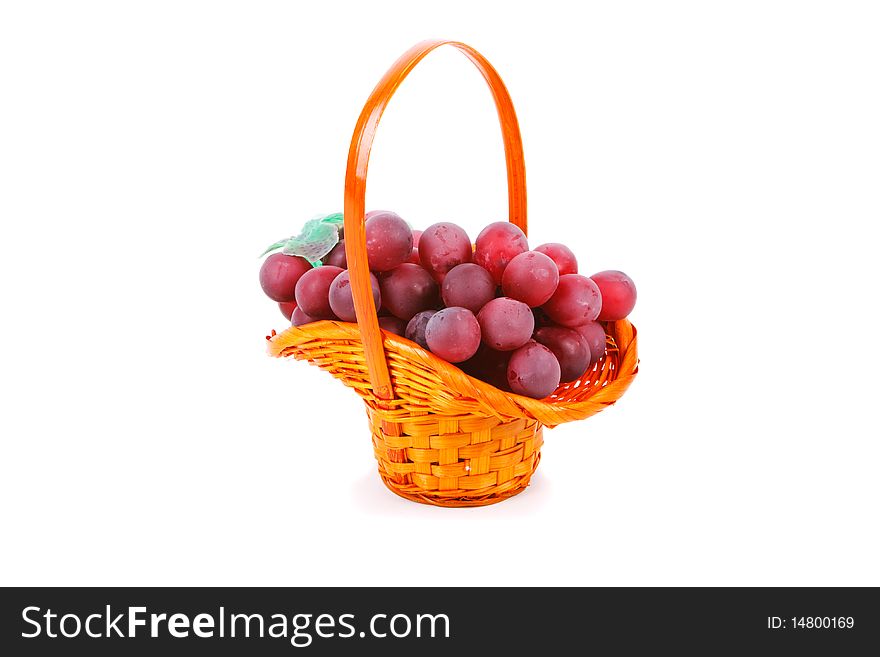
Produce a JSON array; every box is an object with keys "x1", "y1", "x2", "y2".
[
  {"x1": 404, "y1": 309, "x2": 437, "y2": 349},
  {"x1": 378, "y1": 315, "x2": 407, "y2": 337},
  {"x1": 533, "y1": 326, "x2": 590, "y2": 383},
  {"x1": 573, "y1": 321, "x2": 607, "y2": 365},
  {"x1": 379, "y1": 263, "x2": 439, "y2": 320},
  {"x1": 542, "y1": 274, "x2": 602, "y2": 327},
  {"x1": 291, "y1": 306, "x2": 317, "y2": 327},
  {"x1": 591, "y1": 270, "x2": 637, "y2": 320},
  {"x1": 322, "y1": 239, "x2": 347, "y2": 268},
  {"x1": 412, "y1": 230, "x2": 423, "y2": 247},
  {"x1": 476, "y1": 297, "x2": 534, "y2": 351},
  {"x1": 425, "y1": 307, "x2": 481, "y2": 363},
  {"x1": 473, "y1": 221, "x2": 529, "y2": 284},
  {"x1": 534, "y1": 243, "x2": 578, "y2": 276},
  {"x1": 441, "y1": 263, "x2": 496, "y2": 313},
  {"x1": 408, "y1": 247, "x2": 420, "y2": 264},
  {"x1": 259, "y1": 253, "x2": 312, "y2": 302},
  {"x1": 507, "y1": 341, "x2": 561, "y2": 399},
  {"x1": 293, "y1": 265, "x2": 343, "y2": 319},
  {"x1": 418, "y1": 222, "x2": 473, "y2": 282},
  {"x1": 328, "y1": 269, "x2": 381, "y2": 322},
  {"x1": 501, "y1": 250, "x2": 560, "y2": 307},
  {"x1": 279, "y1": 301, "x2": 297, "y2": 321},
  {"x1": 365, "y1": 210, "x2": 413, "y2": 272},
  {"x1": 461, "y1": 344, "x2": 511, "y2": 391}
]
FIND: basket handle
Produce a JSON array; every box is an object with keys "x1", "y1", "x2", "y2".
[{"x1": 344, "y1": 39, "x2": 527, "y2": 401}]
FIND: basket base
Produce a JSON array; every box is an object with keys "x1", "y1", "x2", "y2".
[
  {"x1": 378, "y1": 451, "x2": 541, "y2": 507},
  {"x1": 370, "y1": 407, "x2": 544, "y2": 508}
]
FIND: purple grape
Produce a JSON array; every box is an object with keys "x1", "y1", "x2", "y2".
[
  {"x1": 378, "y1": 263, "x2": 439, "y2": 320},
  {"x1": 501, "y1": 250, "x2": 559, "y2": 307},
  {"x1": 404, "y1": 309, "x2": 437, "y2": 349},
  {"x1": 534, "y1": 243, "x2": 578, "y2": 276},
  {"x1": 279, "y1": 301, "x2": 297, "y2": 321},
  {"x1": 507, "y1": 341, "x2": 561, "y2": 399},
  {"x1": 476, "y1": 297, "x2": 534, "y2": 351},
  {"x1": 419, "y1": 222, "x2": 472, "y2": 282},
  {"x1": 293, "y1": 265, "x2": 343, "y2": 319},
  {"x1": 533, "y1": 326, "x2": 590, "y2": 382},
  {"x1": 378, "y1": 316, "x2": 407, "y2": 336},
  {"x1": 365, "y1": 210, "x2": 413, "y2": 272},
  {"x1": 591, "y1": 270, "x2": 637, "y2": 320},
  {"x1": 328, "y1": 269, "x2": 380, "y2": 322},
  {"x1": 291, "y1": 306, "x2": 317, "y2": 327},
  {"x1": 461, "y1": 344, "x2": 511, "y2": 391},
  {"x1": 424, "y1": 307, "x2": 481, "y2": 363},
  {"x1": 322, "y1": 240, "x2": 347, "y2": 268},
  {"x1": 473, "y1": 222, "x2": 529, "y2": 284},
  {"x1": 542, "y1": 274, "x2": 602, "y2": 327},
  {"x1": 260, "y1": 253, "x2": 312, "y2": 302},
  {"x1": 573, "y1": 321, "x2": 607, "y2": 365},
  {"x1": 441, "y1": 263, "x2": 496, "y2": 314}
]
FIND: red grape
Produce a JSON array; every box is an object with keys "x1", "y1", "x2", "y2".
[
  {"x1": 425, "y1": 307, "x2": 481, "y2": 363},
  {"x1": 291, "y1": 306, "x2": 317, "y2": 327},
  {"x1": 408, "y1": 247, "x2": 420, "y2": 264},
  {"x1": 441, "y1": 263, "x2": 496, "y2": 313},
  {"x1": 379, "y1": 263, "x2": 439, "y2": 320},
  {"x1": 418, "y1": 222, "x2": 473, "y2": 282},
  {"x1": 533, "y1": 326, "x2": 590, "y2": 382},
  {"x1": 378, "y1": 316, "x2": 407, "y2": 336},
  {"x1": 461, "y1": 344, "x2": 511, "y2": 391},
  {"x1": 294, "y1": 265, "x2": 343, "y2": 319},
  {"x1": 473, "y1": 222, "x2": 528, "y2": 284},
  {"x1": 591, "y1": 270, "x2": 637, "y2": 320},
  {"x1": 365, "y1": 210, "x2": 413, "y2": 272},
  {"x1": 507, "y1": 341, "x2": 561, "y2": 399},
  {"x1": 573, "y1": 321, "x2": 607, "y2": 365},
  {"x1": 322, "y1": 240, "x2": 347, "y2": 268},
  {"x1": 534, "y1": 243, "x2": 578, "y2": 276},
  {"x1": 404, "y1": 309, "x2": 437, "y2": 349},
  {"x1": 542, "y1": 274, "x2": 602, "y2": 327},
  {"x1": 328, "y1": 269, "x2": 381, "y2": 322},
  {"x1": 501, "y1": 250, "x2": 559, "y2": 307},
  {"x1": 476, "y1": 297, "x2": 534, "y2": 351},
  {"x1": 279, "y1": 301, "x2": 297, "y2": 321},
  {"x1": 412, "y1": 229, "x2": 423, "y2": 247},
  {"x1": 259, "y1": 253, "x2": 312, "y2": 302}
]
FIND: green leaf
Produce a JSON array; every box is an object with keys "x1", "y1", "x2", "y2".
[{"x1": 259, "y1": 212, "x2": 344, "y2": 261}]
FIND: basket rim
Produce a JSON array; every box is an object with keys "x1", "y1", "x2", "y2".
[{"x1": 267, "y1": 318, "x2": 638, "y2": 427}]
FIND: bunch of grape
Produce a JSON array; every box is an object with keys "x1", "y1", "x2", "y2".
[{"x1": 260, "y1": 211, "x2": 637, "y2": 399}]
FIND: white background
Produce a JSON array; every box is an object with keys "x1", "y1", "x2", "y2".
[{"x1": 1, "y1": 1, "x2": 878, "y2": 586}]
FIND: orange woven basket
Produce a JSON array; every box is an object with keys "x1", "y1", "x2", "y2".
[{"x1": 267, "y1": 40, "x2": 639, "y2": 507}]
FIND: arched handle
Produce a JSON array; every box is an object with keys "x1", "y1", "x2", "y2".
[{"x1": 344, "y1": 39, "x2": 527, "y2": 400}]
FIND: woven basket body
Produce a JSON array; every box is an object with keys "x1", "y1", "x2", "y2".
[{"x1": 267, "y1": 40, "x2": 638, "y2": 507}]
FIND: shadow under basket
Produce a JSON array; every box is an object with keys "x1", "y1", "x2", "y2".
[{"x1": 267, "y1": 319, "x2": 638, "y2": 507}]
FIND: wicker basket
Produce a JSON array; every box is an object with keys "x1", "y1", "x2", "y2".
[{"x1": 267, "y1": 39, "x2": 639, "y2": 507}]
